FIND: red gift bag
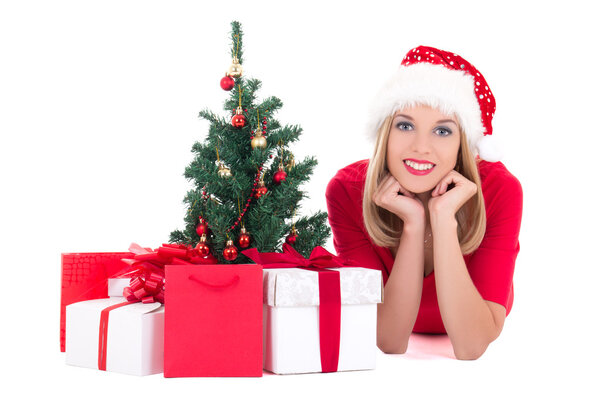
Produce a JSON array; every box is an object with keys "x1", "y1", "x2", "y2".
[
  {"x1": 60, "y1": 252, "x2": 134, "y2": 352},
  {"x1": 164, "y1": 264, "x2": 263, "y2": 377}
]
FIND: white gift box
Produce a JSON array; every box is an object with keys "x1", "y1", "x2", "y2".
[
  {"x1": 108, "y1": 278, "x2": 131, "y2": 297},
  {"x1": 262, "y1": 267, "x2": 383, "y2": 374},
  {"x1": 66, "y1": 297, "x2": 164, "y2": 376}
]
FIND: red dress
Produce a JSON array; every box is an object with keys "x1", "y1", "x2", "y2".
[{"x1": 325, "y1": 159, "x2": 523, "y2": 333}]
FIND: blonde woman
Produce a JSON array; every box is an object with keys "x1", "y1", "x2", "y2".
[{"x1": 326, "y1": 46, "x2": 523, "y2": 360}]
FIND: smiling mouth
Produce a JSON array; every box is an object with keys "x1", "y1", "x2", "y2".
[{"x1": 403, "y1": 159, "x2": 435, "y2": 175}]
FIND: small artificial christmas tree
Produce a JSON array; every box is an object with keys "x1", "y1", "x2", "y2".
[{"x1": 170, "y1": 21, "x2": 330, "y2": 264}]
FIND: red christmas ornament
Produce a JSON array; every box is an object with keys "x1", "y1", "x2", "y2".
[
  {"x1": 231, "y1": 114, "x2": 246, "y2": 128},
  {"x1": 285, "y1": 228, "x2": 298, "y2": 246},
  {"x1": 237, "y1": 227, "x2": 251, "y2": 249},
  {"x1": 254, "y1": 186, "x2": 269, "y2": 199},
  {"x1": 220, "y1": 75, "x2": 235, "y2": 91},
  {"x1": 273, "y1": 167, "x2": 287, "y2": 185},
  {"x1": 195, "y1": 234, "x2": 210, "y2": 257},
  {"x1": 231, "y1": 106, "x2": 246, "y2": 128},
  {"x1": 195, "y1": 217, "x2": 209, "y2": 236},
  {"x1": 223, "y1": 239, "x2": 238, "y2": 261},
  {"x1": 254, "y1": 176, "x2": 268, "y2": 199}
]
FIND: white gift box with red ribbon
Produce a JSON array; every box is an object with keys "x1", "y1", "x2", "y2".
[
  {"x1": 262, "y1": 266, "x2": 383, "y2": 374},
  {"x1": 65, "y1": 297, "x2": 164, "y2": 376}
]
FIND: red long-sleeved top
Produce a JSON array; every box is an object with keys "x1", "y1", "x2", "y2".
[{"x1": 325, "y1": 159, "x2": 523, "y2": 333}]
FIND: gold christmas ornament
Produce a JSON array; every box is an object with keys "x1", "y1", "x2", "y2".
[
  {"x1": 287, "y1": 155, "x2": 296, "y2": 171},
  {"x1": 251, "y1": 108, "x2": 267, "y2": 149},
  {"x1": 218, "y1": 162, "x2": 232, "y2": 178},
  {"x1": 251, "y1": 131, "x2": 267, "y2": 149},
  {"x1": 228, "y1": 56, "x2": 243, "y2": 78}
]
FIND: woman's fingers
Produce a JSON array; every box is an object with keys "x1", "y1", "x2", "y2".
[
  {"x1": 383, "y1": 175, "x2": 412, "y2": 200},
  {"x1": 374, "y1": 174, "x2": 402, "y2": 205},
  {"x1": 373, "y1": 175, "x2": 392, "y2": 204},
  {"x1": 396, "y1": 183, "x2": 415, "y2": 198},
  {"x1": 380, "y1": 174, "x2": 398, "y2": 193},
  {"x1": 433, "y1": 171, "x2": 463, "y2": 197},
  {"x1": 374, "y1": 174, "x2": 396, "y2": 198},
  {"x1": 384, "y1": 174, "x2": 415, "y2": 198}
]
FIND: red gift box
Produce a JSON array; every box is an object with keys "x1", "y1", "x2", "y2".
[
  {"x1": 164, "y1": 264, "x2": 263, "y2": 377},
  {"x1": 60, "y1": 252, "x2": 135, "y2": 352}
]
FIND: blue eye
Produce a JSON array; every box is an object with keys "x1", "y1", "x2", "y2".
[
  {"x1": 435, "y1": 127, "x2": 452, "y2": 137},
  {"x1": 396, "y1": 122, "x2": 413, "y2": 131}
]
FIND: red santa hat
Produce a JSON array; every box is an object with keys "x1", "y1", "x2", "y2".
[{"x1": 367, "y1": 45, "x2": 502, "y2": 162}]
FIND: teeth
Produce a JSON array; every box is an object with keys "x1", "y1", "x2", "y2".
[{"x1": 404, "y1": 160, "x2": 434, "y2": 171}]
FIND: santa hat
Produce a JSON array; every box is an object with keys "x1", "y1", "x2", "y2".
[{"x1": 367, "y1": 45, "x2": 502, "y2": 162}]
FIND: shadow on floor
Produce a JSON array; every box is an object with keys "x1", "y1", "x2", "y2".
[{"x1": 402, "y1": 333, "x2": 454, "y2": 360}]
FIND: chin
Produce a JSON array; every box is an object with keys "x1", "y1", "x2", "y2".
[
  {"x1": 403, "y1": 182, "x2": 435, "y2": 194},
  {"x1": 395, "y1": 172, "x2": 438, "y2": 194},
  {"x1": 394, "y1": 165, "x2": 450, "y2": 194}
]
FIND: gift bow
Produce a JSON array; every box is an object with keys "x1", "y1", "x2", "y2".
[
  {"x1": 118, "y1": 243, "x2": 218, "y2": 304},
  {"x1": 242, "y1": 244, "x2": 356, "y2": 373},
  {"x1": 242, "y1": 243, "x2": 349, "y2": 270}
]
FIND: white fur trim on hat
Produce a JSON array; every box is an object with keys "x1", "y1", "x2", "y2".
[{"x1": 366, "y1": 62, "x2": 492, "y2": 160}]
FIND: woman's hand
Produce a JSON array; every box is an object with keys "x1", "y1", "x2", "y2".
[
  {"x1": 428, "y1": 170, "x2": 477, "y2": 220},
  {"x1": 372, "y1": 173, "x2": 425, "y2": 226}
]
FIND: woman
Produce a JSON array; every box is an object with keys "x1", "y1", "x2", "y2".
[{"x1": 325, "y1": 46, "x2": 523, "y2": 360}]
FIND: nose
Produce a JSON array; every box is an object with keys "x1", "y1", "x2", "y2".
[{"x1": 411, "y1": 130, "x2": 432, "y2": 154}]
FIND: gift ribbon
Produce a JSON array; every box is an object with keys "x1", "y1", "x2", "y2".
[
  {"x1": 98, "y1": 301, "x2": 131, "y2": 371},
  {"x1": 242, "y1": 244, "x2": 355, "y2": 373}
]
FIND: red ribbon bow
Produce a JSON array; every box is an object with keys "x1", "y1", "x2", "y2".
[
  {"x1": 118, "y1": 243, "x2": 219, "y2": 304},
  {"x1": 242, "y1": 244, "x2": 356, "y2": 373},
  {"x1": 242, "y1": 243, "x2": 350, "y2": 270}
]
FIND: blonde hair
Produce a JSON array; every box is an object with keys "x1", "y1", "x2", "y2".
[{"x1": 362, "y1": 114, "x2": 486, "y2": 255}]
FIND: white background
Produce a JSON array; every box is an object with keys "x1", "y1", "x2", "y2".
[{"x1": 1, "y1": 0, "x2": 598, "y2": 398}]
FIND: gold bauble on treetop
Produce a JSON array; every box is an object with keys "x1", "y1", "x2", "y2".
[{"x1": 228, "y1": 56, "x2": 243, "y2": 78}]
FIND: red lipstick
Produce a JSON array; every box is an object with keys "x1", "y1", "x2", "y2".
[
  {"x1": 405, "y1": 158, "x2": 435, "y2": 164},
  {"x1": 403, "y1": 159, "x2": 436, "y2": 176}
]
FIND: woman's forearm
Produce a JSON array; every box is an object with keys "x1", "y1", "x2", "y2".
[
  {"x1": 431, "y1": 213, "x2": 500, "y2": 359},
  {"x1": 376, "y1": 222, "x2": 425, "y2": 354}
]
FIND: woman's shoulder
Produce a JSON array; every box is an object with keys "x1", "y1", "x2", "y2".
[
  {"x1": 326, "y1": 159, "x2": 369, "y2": 202},
  {"x1": 478, "y1": 159, "x2": 522, "y2": 192},
  {"x1": 477, "y1": 159, "x2": 523, "y2": 214},
  {"x1": 330, "y1": 159, "x2": 370, "y2": 182}
]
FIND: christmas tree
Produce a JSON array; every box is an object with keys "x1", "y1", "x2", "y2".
[{"x1": 170, "y1": 21, "x2": 330, "y2": 264}]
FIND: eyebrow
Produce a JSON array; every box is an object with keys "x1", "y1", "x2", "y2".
[{"x1": 394, "y1": 113, "x2": 458, "y2": 127}]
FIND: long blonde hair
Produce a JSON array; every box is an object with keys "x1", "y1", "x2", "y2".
[{"x1": 362, "y1": 114, "x2": 486, "y2": 254}]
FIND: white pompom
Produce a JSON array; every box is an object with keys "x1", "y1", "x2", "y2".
[{"x1": 476, "y1": 134, "x2": 503, "y2": 162}]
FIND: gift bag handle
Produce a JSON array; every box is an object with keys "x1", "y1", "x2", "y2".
[{"x1": 188, "y1": 274, "x2": 240, "y2": 290}]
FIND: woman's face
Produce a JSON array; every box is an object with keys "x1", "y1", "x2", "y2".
[{"x1": 386, "y1": 104, "x2": 461, "y2": 194}]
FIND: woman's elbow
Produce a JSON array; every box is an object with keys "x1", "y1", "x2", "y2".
[
  {"x1": 377, "y1": 339, "x2": 409, "y2": 355},
  {"x1": 453, "y1": 343, "x2": 488, "y2": 360}
]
